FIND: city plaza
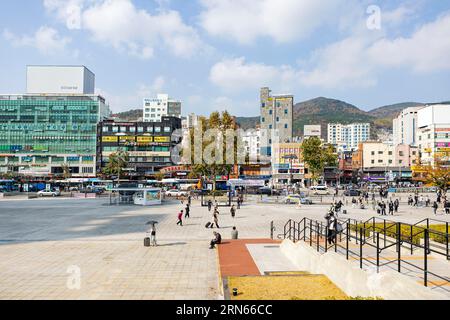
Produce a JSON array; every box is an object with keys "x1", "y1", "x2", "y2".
[{"x1": 0, "y1": 193, "x2": 449, "y2": 300}]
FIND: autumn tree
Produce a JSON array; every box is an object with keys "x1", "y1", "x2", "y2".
[{"x1": 301, "y1": 137, "x2": 337, "y2": 184}]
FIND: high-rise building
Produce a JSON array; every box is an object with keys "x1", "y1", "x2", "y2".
[
  {"x1": 97, "y1": 117, "x2": 181, "y2": 177},
  {"x1": 143, "y1": 94, "x2": 181, "y2": 123},
  {"x1": 260, "y1": 87, "x2": 293, "y2": 157},
  {"x1": 242, "y1": 129, "x2": 261, "y2": 163},
  {"x1": 417, "y1": 104, "x2": 450, "y2": 166},
  {"x1": 393, "y1": 106, "x2": 423, "y2": 146},
  {"x1": 0, "y1": 66, "x2": 110, "y2": 177},
  {"x1": 0, "y1": 94, "x2": 110, "y2": 177},
  {"x1": 327, "y1": 123, "x2": 370, "y2": 151}
]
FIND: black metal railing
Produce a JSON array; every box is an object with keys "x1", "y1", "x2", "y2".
[{"x1": 280, "y1": 216, "x2": 450, "y2": 289}]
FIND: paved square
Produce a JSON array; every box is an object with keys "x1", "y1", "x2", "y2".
[{"x1": 0, "y1": 194, "x2": 449, "y2": 299}]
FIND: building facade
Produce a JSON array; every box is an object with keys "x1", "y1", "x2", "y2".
[
  {"x1": 304, "y1": 125, "x2": 321, "y2": 138},
  {"x1": 0, "y1": 94, "x2": 110, "y2": 177},
  {"x1": 260, "y1": 87, "x2": 293, "y2": 157},
  {"x1": 242, "y1": 129, "x2": 261, "y2": 163},
  {"x1": 26, "y1": 65, "x2": 95, "y2": 95},
  {"x1": 327, "y1": 123, "x2": 370, "y2": 151},
  {"x1": 97, "y1": 117, "x2": 181, "y2": 178},
  {"x1": 393, "y1": 106, "x2": 422, "y2": 146},
  {"x1": 271, "y1": 143, "x2": 304, "y2": 185},
  {"x1": 417, "y1": 104, "x2": 450, "y2": 166},
  {"x1": 143, "y1": 94, "x2": 181, "y2": 123}
]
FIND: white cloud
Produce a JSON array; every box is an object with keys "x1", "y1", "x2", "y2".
[
  {"x1": 199, "y1": 0, "x2": 347, "y2": 44},
  {"x1": 3, "y1": 26, "x2": 71, "y2": 55},
  {"x1": 369, "y1": 12, "x2": 450, "y2": 73},
  {"x1": 44, "y1": 0, "x2": 203, "y2": 59},
  {"x1": 210, "y1": 57, "x2": 297, "y2": 92},
  {"x1": 210, "y1": 12, "x2": 450, "y2": 91}
]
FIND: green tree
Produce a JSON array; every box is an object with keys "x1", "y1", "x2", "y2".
[
  {"x1": 302, "y1": 137, "x2": 337, "y2": 184},
  {"x1": 102, "y1": 150, "x2": 129, "y2": 183}
]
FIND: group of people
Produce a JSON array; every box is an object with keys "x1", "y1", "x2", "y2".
[
  {"x1": 376, "y1": 199, "x2": 399, "y2": 215},
  {"x1": 176, "y1": 195, "x2": 193, "y2": 226}
]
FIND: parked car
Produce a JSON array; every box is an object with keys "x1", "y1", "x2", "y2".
[
  {"x1": 283, "y1": 195, "x2": 313, "y2": 205},
  {"x1": 310, "y1": 185, "x2": 330, "y2": 195},
  {"x1": 165, "y1": 189, "x2": 189, "y2": 197},
  {"x1": 344, "y1": 189, "x2": 361, "y2": 197},
  {"x1": 37, "y1": 189, "x2": 61, "y2": 197},
  {"x1": 79, "y1": 187, "x2": 105, "y2": 194}
]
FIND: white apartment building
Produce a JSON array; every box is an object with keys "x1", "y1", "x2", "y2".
[
  {"x1": 393, "y1": 106, "x2": 423, "y2": 146},
  {"x1": 328, "y1": 123, "x2": 370, "y2": 151},
  {"x1": 242, "y1": 129, "x2": 261, "y2": 163},
  {"x1": 417, "y1": 104, "x2": 450, "y2": 166},
  {"x1": 182, "y1": 113, "x2": 201, "y2": 129},
  {"x1": 143, "y1": 94, "x2": 181, "y2": 122}
]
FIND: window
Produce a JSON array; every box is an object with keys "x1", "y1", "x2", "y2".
[
  {"x1": 164, "y1": 127, "x2": 171, "y2": 133},
  {"x1": 378, "y1": 151, "x2": 383, "y2": 155},
  {"x1": 371, "y1": 160, "x2": 375, "y2": 164},
  {"x1": 371, "y1": 151, "x2": 375, "y2": 155},
  {"x1": 276, "y1": 117, "x2": 279, "y2": 122},
  {"x1": 112, "y1": 126, "x2": 119, "y2": 133},
  {"x1": 269, "y1": 125, "x2": 272, "y2": 129},
  {"x1": 285, "y1": 124, "x2": 288, "y2": 129},
  {"x1": 284, "y1": 109, "x2": 288, "y2": 115},
  {"x1": 120, "y1": 127, "x2": 127, "y2": 132},
  {"x1": 129, "y1": 127, "x2": 136, "y2": 133},
  {"x1": 138, "y1": 127, "x2": 144, "y2": 133},
  {"x1": 261, "y1": 117, "x2": 265, "y2": 123},
  {"x1": 388, "y1": 160, "x2": 393, "y2": 164},
  {"x1": 102, "y1": 126, "x2": 109, "y2": 133},
  {"x1": 155, "y1": 127, "x2": 161, "y2": 133},
  {"x1": 388, "y1": 151, "x2": 393, "y2": 156},
  {"x1": 262, "y1": 103, "x2": 265, "y2": 108},
  {"x1": 269, "y1": 110, "x2": 273, "y2": 115}
]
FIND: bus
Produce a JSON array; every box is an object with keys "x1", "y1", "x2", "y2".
[{"x1": 0, "y1": 180, "x2": 18, "y2": 192}]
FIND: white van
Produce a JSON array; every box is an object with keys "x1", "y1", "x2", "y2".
[{"x1": 310, "y1": 185, "x2": 330, "y2": 195}]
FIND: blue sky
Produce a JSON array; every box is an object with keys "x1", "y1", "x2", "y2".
[{"x1": 1, "y1": 0, "x2": 450, "y2": 116}]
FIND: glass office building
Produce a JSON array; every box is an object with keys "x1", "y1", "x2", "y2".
[{"x1": 0, "y1": 94, "x2": 110, "y2": 177}]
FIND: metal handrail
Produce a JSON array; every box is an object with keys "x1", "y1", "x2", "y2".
[{"x1": 278, "y1": 216, "x2": 450, "y2": 288}]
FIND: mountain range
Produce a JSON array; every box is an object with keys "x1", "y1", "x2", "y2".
[{"x1": 113, "y1": 97, "x2": 449, "y2": 139}]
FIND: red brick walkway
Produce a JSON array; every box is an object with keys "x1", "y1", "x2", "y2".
[{"x1": 217, "y1": 239, "x2": 281, "y2": 277}]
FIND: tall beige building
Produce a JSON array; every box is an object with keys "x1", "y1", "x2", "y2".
[{"x1": 260, "y1": 87, "x2": 293, "y2": 156}]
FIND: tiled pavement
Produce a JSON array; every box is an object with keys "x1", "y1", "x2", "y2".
[{"x1": 0, "y1": 196, "x2": 449, "y2": 299}]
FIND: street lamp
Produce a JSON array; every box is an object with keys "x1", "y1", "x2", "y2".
[{"x1": 283, "y1": 154, "x2": 298, "y2": 192}]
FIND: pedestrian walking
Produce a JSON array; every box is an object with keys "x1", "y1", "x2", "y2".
[
  {"x1": 230, "y1": 205, "x2": 236, "y2": 218},
  {"x1": 213, "y1": 212, "x2": 220, "y2": 228},
  {"x1": 445, "y1": 201, "x2": 450, "y2": 214},
  {"x1": 325, "y1": 211, "x2": 337, "y2": 245},
  {"x1": 433, "y1": 201, "x2": 438, "y2": 215},
  {"x1": 185, "y1": 204, "x2": 190, "y2": 219},
  {"x1": 394, "y1": 199, "x2": 399, "y2": 213},
  {"x1": 177, "y1": 210, "x2": 183, "y2": 226},
  {"x1": 207, "y1": 200, "x2": 212, "y2": 212},
  {"x1": 388, "y1": 201, "x2": 394, "y2": 215}
]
